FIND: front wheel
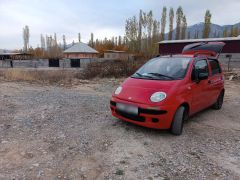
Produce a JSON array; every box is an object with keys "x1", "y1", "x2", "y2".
[
  {"x1": 212, "y1": 91, "x2": 224, "y2": 110},
  {"x1": 170, "y1": 106, "x2": 186, "y2": 136}
]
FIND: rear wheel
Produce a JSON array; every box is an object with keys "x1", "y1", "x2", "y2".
[
  {"x1": 212, "y1": 91, "x2": 224, "y2": 110},
  {"x1": 170, "y1": 106, "x2": 187, "y2": 135}
]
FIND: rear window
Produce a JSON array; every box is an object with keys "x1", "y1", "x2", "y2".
[{"x1": 209, "y1": 59, "x2": 221, "y2": 75}]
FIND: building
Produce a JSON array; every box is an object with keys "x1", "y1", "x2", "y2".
[
  {"x1": 158, "y1": 36, "x2": 240, "y2": 68},
  {"x1": 104, "y1": 50, "x2": 129, "y2": 60},
  {"x1": 63, "y1": 42, "x2": 98, "y2": 67}
]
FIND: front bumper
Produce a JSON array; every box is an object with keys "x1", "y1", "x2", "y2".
[{"x1": 110, "y1": 97, "x2": 177, "y2": 129}]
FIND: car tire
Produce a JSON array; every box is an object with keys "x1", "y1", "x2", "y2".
[
  {"x1": 170, "y1": 106, "x2": 186, "y2": 136},
  {"x1": 212, "y1": 91, "x2": 224, "y2": 110}
]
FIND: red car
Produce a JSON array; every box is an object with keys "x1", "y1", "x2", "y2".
[{"x1": 110, "y1": 42, "x2": 225, "y2": 135}]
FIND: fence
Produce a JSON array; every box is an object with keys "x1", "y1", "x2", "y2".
[
  {"x1": 0, "y1": 58, "x2": 99, "y2": 69},
  {"x1": 219, "y1": 54, "x2": 240, "y2": 71}
]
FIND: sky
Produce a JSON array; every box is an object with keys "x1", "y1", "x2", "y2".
[{"x1": 0, "y1": 0, "x2": 240, "y2": 50}]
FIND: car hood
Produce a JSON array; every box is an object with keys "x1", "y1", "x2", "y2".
[{"x1": 115, "y1": 77, "x2": 181, "y2": 104}]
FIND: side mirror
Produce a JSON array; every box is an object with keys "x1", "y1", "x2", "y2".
[{"x1": 198, "y1": 72, "x2": 208, "y2": 80}]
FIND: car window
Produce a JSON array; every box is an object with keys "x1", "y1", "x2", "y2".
[
  {"x1": 209, "y1": 59, "x2": 221, "y2": 75},
  {"x1": 192, "y1": 59, "x2": 209, "y2": 81}
]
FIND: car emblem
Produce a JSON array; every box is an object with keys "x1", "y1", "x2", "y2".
[{"x1": 128, "y1": 97, "x2": 132, "y2": 100}]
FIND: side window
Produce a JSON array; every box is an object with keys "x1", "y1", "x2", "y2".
[
  {"x1": 192, "y1": 60, "x2": 209, "y2": 81},
  {"x1": 209, "y1": 59, "x2": 221, "y2": 75}
]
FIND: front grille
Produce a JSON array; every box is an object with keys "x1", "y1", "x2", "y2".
[
  {"x1": 110, "y1": 101, "x2": 116, "y2": 106},
  {"x1": 116, "y1": 110, "x2": 145, "y2": 122}
]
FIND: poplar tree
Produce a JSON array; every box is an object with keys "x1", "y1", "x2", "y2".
[
  {"x1": 63, "y1": 35, "x2": 66, "y2": 50},
  {"x1": 230, "y1": 26, "x2": 238, "y2": 37},
  {"x1": 176, "y1": 6, "x2": 183, "y2": 40},
  {"x1": 118, "y1": 36, "x2": 122, "y2": 46},
  {"x1": 40, "y1": 34, "x2": 45, "y2": 50},
  {"x1": 23, "y1": 25, "x2": 30, "y2": 52},
  {"x1": 187, "y1": 31, "x2": 191, "y2": 39},
  {"x1": 160, "y1": 7, "x2": 167, "y2": 40},
  {"x1": 223, "y1": 28, "x2": 228, "y2": 37},
  {"x1": 181, "y1": 15, "x2": 187, "y2": 39},
  {"x1": 168, "y1": 7, "x2": 174, "y2": 40},
  {"x1": 90, "y1": 33, "x2": 94, "y2": 47},
  {"x1": 78, "y1": 33, "x2": 81, "y2": 42},
  {"x1": 147, "y1": 11, "x2": 153, "y2": 50},
  {"x1": 138, "y1": 10, "x2": 143, "y2": 52},
  {"x1": 203, "y1": 10, "x2": 212, "y2": 38}
]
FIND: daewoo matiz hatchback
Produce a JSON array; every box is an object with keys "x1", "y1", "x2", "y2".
[{"x1": 110, "y1": 42, "x2": 225, "y2": 135}]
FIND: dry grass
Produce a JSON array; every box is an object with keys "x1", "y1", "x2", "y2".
[{"x1": 0, "y1": 69, "x2": 83, "y2": 84}]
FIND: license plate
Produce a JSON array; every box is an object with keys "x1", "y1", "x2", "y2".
[{"x1": 116, "y1": 103, "x2": 138, "y2": 115}]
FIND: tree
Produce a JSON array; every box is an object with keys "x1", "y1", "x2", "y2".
[
  {"x1": 160, "y1": 7, "x2": 167, "y2": 41},
  {"x1": 147, "y1": 11, "x2": 153, "y2": 50},
  {"x1": 118, "y1": 36, "x2": 122, "y2": 46},
  {"x1": 138, "y1": 10, "x2": 143, "y2": 52},
  {"x1": 23, "y1": 25, "x2": 30, "y2": 52},
  {"x1": 187, "y1": 31, "x2": 191, "y2": 39},
  {"x1": 230, "y1": 26, "x2": 238, "y2": 37},
  {"x1": 40, "y1": 34, "x2": 45, "y2": 50},
  {"x1": 90, "y1": 33, "x2": 94, "y2": 47},
  {"x1": 194, "y1": 30, "x2": 199, "y2": 39},
  {"x1": 168, "y1": 7, "x2": 174, "y2": 40},
  {"x1": 125, "y1": 15, "x2": 138, "y2": 52},
  {"x1": 176, "y1": 6, "x2": 183, "y2": 40},
  {"x1": 181, "y1": 15, "x2": 187, "y2": 39},
  {"x1": 213, "y1": 30, "x2": 217, "y2": 38},
  {"x1": 54, "y1": 33, "x2": 57, "y2": 46},
  {"x1": 223, "y1": 27, "x2": 228, "y2": 37},
  {"x1": 63, "y1": 35, "x2": 66, "y2": 50},
  {"x1": 203, "y1": 10, "x2": 212, "y2": 38},
  {"x1": 152, "y1": 20, "x2": 160, "y2": 54},
  {"x1": 78, "y1": 33, "x2": 81, "y2": 42}
]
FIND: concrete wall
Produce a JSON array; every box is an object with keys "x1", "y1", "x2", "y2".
[
  {"x1": 104, "y1": 52, "x2": 129, "y2": 60},
  {"x1": 0, "y1": 58, "x2": 98, "y2": 69}
]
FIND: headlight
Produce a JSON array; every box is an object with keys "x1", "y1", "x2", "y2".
[
  {"x1": 150, "y1": 92, "x2": 167, "y2": 102},
  {"x1": 115, "y1": 86, "x2": 122, "y2": 95}
]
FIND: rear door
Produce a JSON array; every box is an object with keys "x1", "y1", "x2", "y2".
[
  {"x1": 182, "y1": 42, "x2": 225, "y2": 57},
  {"x1": 207, "y1": 58, "x2": 224, "y2": 103},
  {"x1": 190, "y1": 59, "x2": 212, "y2": 114}
]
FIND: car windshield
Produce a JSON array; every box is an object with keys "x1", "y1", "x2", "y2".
[{"x1": 132, "y1": 57, "x2": 191, "y2": 80}]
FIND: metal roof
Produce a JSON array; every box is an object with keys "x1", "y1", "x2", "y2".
[
  {"x1": 63, "y1": 42, "x2": 99, "y2": 54},
  {"x1": 159, "y1": 36, "x2": 240, "y2": 44},
  {"x1": 0, "y1": 52, "x2": 32, "y2": 55}
]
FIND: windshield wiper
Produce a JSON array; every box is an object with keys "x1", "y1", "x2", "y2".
[
  {"x1": 135, "y1": 72, "x2": 143, "y2": 77},
  {"x1": 147, "y1": 73, "x2": 175, "y2": 80},
  {"x1": 133, "y1": 72, "x2": 153, "y2": 79}
]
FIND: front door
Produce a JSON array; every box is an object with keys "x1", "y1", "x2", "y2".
[{"x1": 190, "y1": 59, "x2": 212, "y2": 114}]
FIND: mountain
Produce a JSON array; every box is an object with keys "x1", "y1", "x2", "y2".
[
  {"x1": 0, "y1": 49, "x2": 12, "y2": 54},
  {"x1": 165, "y1": 22, "x2": 240, "y2": 40}
]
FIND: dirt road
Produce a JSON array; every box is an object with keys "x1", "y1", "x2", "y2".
[{"x1": 0, "y1": 79, "x2": 240, "y2": 179}]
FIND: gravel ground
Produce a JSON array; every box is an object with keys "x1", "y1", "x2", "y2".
[{"x1": 0, "y1": 78, "x2": 240, "y2": 180}]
